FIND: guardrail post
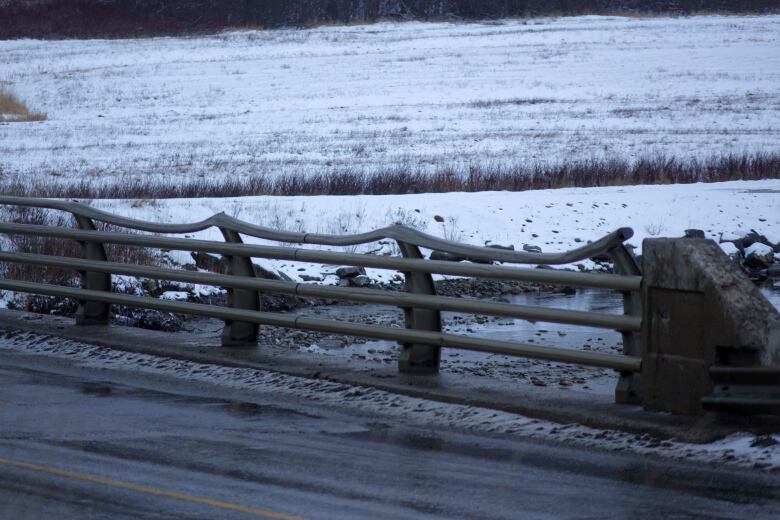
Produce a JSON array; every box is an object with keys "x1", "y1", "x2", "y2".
[
  {"x1": 396, "y1": 241, "x2": 442, "y2": 373},
  {"x1": 73, "y1": 215, "x2": 111, "y2": 325},
  {"x1": 609, "y1": 243, "x2": 643, "y2": 404},
  {"x1": 219, "y1": 228, "x2": 260, "y2": 347}
]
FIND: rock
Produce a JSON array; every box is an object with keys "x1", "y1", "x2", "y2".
[
  {"x1": 141, "y1": 278, "x2": 159, "y2": 294},
  {"x1": 768, "y1": 264, "x2": 780, "y2": 277},
  {"x1": 522, "y1": 244, "x2": 542, "y2": 253},
  {"x1": 335, "y1": 266, "x2": 366, "y2": 279},
  {"x1": 433, "y1": 215, "x2": 444, "y2": 223},
  {"x1": 750, "y1": 435, "x2": 779, "y2": 448},
  {"x1": 684, "y1": 229, "x2": 705, "y2": 239},
  {"x1": 119, "y1": 308, "x2": 183, "y2": 332},
  {"x1": 192, "y1": 252, "x2": 292, "y2": 281},
  {"x1": 191, "y1": 251, "x2": 227, "y2": 274},
  {"x1": 746, "y1": 231, "x2": 773, "y2": 248},
  {"x1": 560, "y1": 286, "x2": 576, "y2": 295},
  {"x1": 350, "y1": 275, "x2": 371, "y2": 287},
  {"x1": 744, "y1": 243, "x2": 774, "y2": 268},
  {"x1": 589, "y1": 253, "x2": 612, "y2": 263},
  {"x1": 299, "y1": 274, "x2": 322, "y2": 282},
  {"x1": 253, "y1": 263, "x2": 290, "y2": 281},
  {"x1": 430, "y1": 250, "x2": 467, "y2": 262},
  {"x1": 723, "y1": 230, "x2": 772, "y2": 251},
  {"x1": 429, "y1": 250, "x2": 490, "y2": 264}
]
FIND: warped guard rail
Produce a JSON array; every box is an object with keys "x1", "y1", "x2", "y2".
[{"x1": 0, "y1": 196, "x2": 644, "y2": 400}]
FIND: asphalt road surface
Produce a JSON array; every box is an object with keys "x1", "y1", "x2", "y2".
[{"x1": 0, "y1": 347, "x2": 778, "y2": 520}]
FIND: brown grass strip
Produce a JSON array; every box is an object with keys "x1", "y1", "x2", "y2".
[
  {"x1": 0, "y1": 89, "x2": 46, "y2": 123},
  {"x1": 1, "y1": 153, "x2": 777, "y2": 200}
]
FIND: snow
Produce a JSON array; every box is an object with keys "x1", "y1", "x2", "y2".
[
  {"x1": 1, "y1": 15, "x2": 780, "y2": 182},
  {"x1": 86, "y1": 179, "x2": 780, "y2": 282},
  {"x1": 746, "y1": 242, "x2": 774, "y2": 256},
  {"x1": 159, "y1": 290, "x2": 189, "y2": 301},
  {"x1": 2, "y1": 329, "x2": 778, "y2": 472},
  {"x1": 719, "y1": 241, "x2": 739, "y2": 255}
]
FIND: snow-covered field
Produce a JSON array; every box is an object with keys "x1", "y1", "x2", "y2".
[
  {"x1": 1, "y1": 15, "x2": 779, "y2": 182},
  {"x1": 91, "y1": 179, "x2": 780, "y2": 281}
]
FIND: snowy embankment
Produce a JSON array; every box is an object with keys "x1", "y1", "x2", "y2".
[
  {"x1": 92, "y1": 179, "x2": 780, "y2": 282},
  {"x1": 1, "y1": 15, "x2": 780, "y2": 182}
]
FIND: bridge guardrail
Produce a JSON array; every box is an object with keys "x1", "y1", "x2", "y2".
[{"x1": 0, "y1": 196, "x2": 644, "y2": 401}]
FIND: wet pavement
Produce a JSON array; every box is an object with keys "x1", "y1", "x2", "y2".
[{"x1": 1, "y1": 347, "x2": 779, "y2": 519}]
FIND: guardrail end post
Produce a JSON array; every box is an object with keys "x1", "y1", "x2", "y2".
[
  {"x1": 219, "y1": 228, "x2": 260, "y2": 348},
  {"x1": 396, "y1": 242, "x2": 442, "y2": 374},
  {"x1": 73, "y1": 215, "x2": 111, "y2": 325},
  {"x1": 641, "y1": 238, "x2": 780, "y2": 415}
]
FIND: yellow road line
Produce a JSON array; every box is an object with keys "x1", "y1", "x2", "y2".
[{"x1": 0, "y1": 456, "x2": 303, "y2": 520}]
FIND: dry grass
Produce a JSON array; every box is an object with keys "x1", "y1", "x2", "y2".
[
  {"x1": 0, "y1": 205, "x2": 167, "y2": 318},
  {"x1": 0, "y1": 206, "x2": 161, "y2": 286},
  {"x1": 0, "y1": 89, "x2": 46, "y2": 123},
  {"x1": 1, "y1": 153, "x2": 778, "y2": 200},
  {"x1": 468, "y1": 98, "x2": 558, "y2": 108}
]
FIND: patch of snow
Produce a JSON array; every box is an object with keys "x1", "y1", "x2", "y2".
[
  {"x1": 719, "y1": 242, "x2": 739, "y2": 255},
  {"x1": 746, "y1": 243, "x2": 773, "y2": 256},
  {"x1": 159, "y1": 291, "x2": 189, "y2": 301},
  {"x1": 720, "y1": 231, "x2": 747, "y2": 242}
]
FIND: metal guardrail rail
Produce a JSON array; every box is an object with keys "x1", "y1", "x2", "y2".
[{"x1": 0, "y1": 196, "x2": 644, "y2": 379}]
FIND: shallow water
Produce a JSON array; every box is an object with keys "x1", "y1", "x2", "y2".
[{"x1": 482, "y1": 289, "x2": 624, "y2": 351}]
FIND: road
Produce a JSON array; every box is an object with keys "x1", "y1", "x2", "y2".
[{"x1": 0, "y1": 346, "x2": 778, "y2": 519}]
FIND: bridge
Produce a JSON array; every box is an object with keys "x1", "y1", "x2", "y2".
[{"x1": 0, "y1": 195, "x2": 778, "y2": 418}]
